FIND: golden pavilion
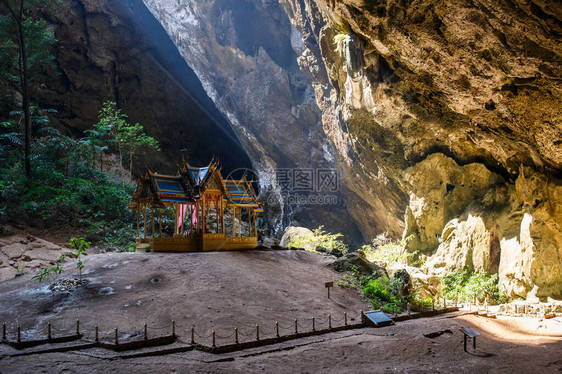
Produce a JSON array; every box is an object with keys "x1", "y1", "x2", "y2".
[{"x1": 129, "y1": 158, "x2": 262, "y2": 252}]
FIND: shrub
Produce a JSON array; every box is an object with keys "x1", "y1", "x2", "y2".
[
  {"x1": 441, "y1": 271, "x2": 507, "y2": 304},
  {"x1": 360, "y1": 233, "x2": 416, "y2": 266},
  {"x1": 287, "y1": 225, "x2": 348, "y2": 256}
]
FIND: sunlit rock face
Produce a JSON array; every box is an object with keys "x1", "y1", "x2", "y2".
[{"x1": 276, "y1": 0, "x2": 561, "y2": 298}]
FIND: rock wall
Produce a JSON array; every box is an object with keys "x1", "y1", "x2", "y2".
[
  {"x1": 32, "y1": 0, "x2": 252, "y2": 174},
  {"x1": 141, "y1": 0, "x2": 364, "y2": 241},
  {"x1": 276, "y1": 0, "x2": 561, "y2": 299},
  {"x1": 142, "y1": 0, "x2": 561, "y2": 298}
]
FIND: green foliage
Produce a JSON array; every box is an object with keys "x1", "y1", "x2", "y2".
[
  {"x1": 362, "y1": 277, "x2": 403, "y2": 311},
  {"x1": 63, "y1": 237, "x2": 90, "y2": 279},
  {"x1": 441, "y1": 271, "x2": 507, "y2": 304},
  {"x1": 286, "y1": 226, "x2": 348, "y2": 256},
  {"x1": 337, "y1": 264, "x2": 408, "y2": 312},
  {"x1": 360, "y1": 233, "x2": 416, "y2": 267},
  {"x1": 92, "y1": 101, "x2": 159, "y2": 182},
  {"x1": 0, "y1": 111, "x2": 136, "y2": 251}
]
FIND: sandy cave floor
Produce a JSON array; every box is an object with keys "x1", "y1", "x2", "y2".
[{"x1": 0, "y1": 250, "x2": 560, "y2": 373}]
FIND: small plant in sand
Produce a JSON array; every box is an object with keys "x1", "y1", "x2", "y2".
[
  {"x1": 61, "y1": 237, "x2": 90, "y2": 280},
  {"x1": 32, "y1": 263, "x2": 64, "y2": 301},
  {"x1": 15, "y1": 264, "x2": 26, "y2": 276}
]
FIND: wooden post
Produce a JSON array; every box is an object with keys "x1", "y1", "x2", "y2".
[
  {"x1": 48, "y1": 322, "x2": 52, "y2": 339},
  {"x1": 295, "y1": 319, "x2": 298, "y2": 334},
  {"x1": 212, "y1": 330, "x2": 216, "y2": 348},
  {"x1": 95, "y1": 325, "x2": 99, "y2": 342},
  {"x1": 136, "y1": 209, "x2": 140, "y2": 239},
  {"x1": 235, "y1": 327, "x2": 239, "y2": 344},
  {"x1": 76, "y1": 319, "x2": 80, "y2": 336},
  {"x1": 221, "y1": 200, "x2": 225, "y2": 234},
  {"x1": 159, "y1": 208, "x2": 163, "y2": 237},
  {"x1": 344, "y1": 312, "x2": 348, "y2": 326},
  {"x1": 238, "y1": 208, "x2": 244, "y2": 236},
  {"x1": 2, "y1": 323, "x2": 6, "y2": 340},
  {"x1": 329, "y1": 314, "x2": 332, "y2": 329},
  {"x1": 191, "y1": 326, "x2": 195, "y2": 344},
  {"x1": 256, "y1": 325, "x2": 260, "y2": 341},
  {"x1": 202, "y1": 195, "x2": 206, "y2": 234},
  {"x1": 312, "y1": 317, "x2": 315, "y2": 331},
  {"x1": 115, "y1": 328, "x2": 119, "y2": 345},
  {"x1": 144, "y1": 324, "x2": 148, "y2": 340},
  {"x1": 174, "y1": 204, "x2": 178, "y2": 235},
  {"x1": 17, "y1": 325, "x2": 21, "y2": 343},
  {"x1": 151, "y1": 208, "x2": 155, "y2": 239},
  {"x1": 232, "y1": 207, "x2": 236, "y2": 237},
  {"x1": 172, "y1": 320, "x2": 176, "y2": 337},
  {"x1": 394, "y1": 305, "x2": 397, "y2": 316},
  {"x1": 143, "y1": 205, "x2": 147, "y2": 239},
  {"x1": 276, "y1": 322, "x2": 280, "y2": 338},
  {"x1": 254, "y1": 211, "x2": 257, "y2": 237},
  {"x1": 407, "y1": 303, "x2": 411, "y2": 315},
  {"x1": 432, "y1": 298, "x2": 435, "y2": 311}
]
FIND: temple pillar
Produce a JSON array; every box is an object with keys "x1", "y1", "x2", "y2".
[
  {"x1": 159, "y1": 208, "x2": 162, "y2": 237},
  {"x1": 151, "y1": 208, "x2": 155, "y2": 238},
  {"x1": 143, "y1": 205, "x2": 147, "y2": 239}
]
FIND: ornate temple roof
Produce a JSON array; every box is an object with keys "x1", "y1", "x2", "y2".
[{"x1": 129, "y1": 158, "x2": 261, "y2": 211}]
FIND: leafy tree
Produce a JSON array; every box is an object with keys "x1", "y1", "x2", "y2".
[
  {"x1": 93, "y1": 101, "x2": 159, "y2": 184},
  {"x1": 0, "y1": 0, "x2": 56, "y2": 176},
  {"x1": 121, "y1": 121, "x2": 159, "y2": 181},
  {"x1": 84, "y1": 119, "x2": 111, "y2": 171}
]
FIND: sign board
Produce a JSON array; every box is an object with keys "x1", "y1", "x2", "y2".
[{"x1": 325, "y1": 282, "x2": 333, "y2": 288}]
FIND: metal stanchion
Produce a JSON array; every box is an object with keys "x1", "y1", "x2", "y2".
[
  {"x1": 344, "y1": 312, "x2": 348, "y2": 326},
  {"x1": 95, "y1": 326, "x2": 99, "y2": 342},
  {"x1": 48, "y1": 322, "x2": 52, "y2": 340},
  {"x1": 329, "y1": 314, "x2": 332, "y2": 329},
  {"x1": 235, "y1": 327, "x2": 239, "y2": 344},
  {"x1": 144, "y1": 324, "x2": 148, "y2": 340},
  {"x1": 276, "y1": 322, "x2": 280, "y2": 338},
  {"x1": 256, "y1": 325, "x2": 260, "y2": 341},
  {"x1": 295, "y1": 319, "x2": 298, "y2": 334},
  {"x1": 2, "y1": 323, "x2": 6, "y2": 340},
  {"x1": 17, "y1": 325, "x2": 21, "y2": 343},
  {"x1": 191, "y1": 326, "x2": 195, "y2": 344},
  {"x1": 76, "y1": 320, "x2": 80, "y2": 336},
  {"x1": 312, "y1": 317, "x2": 315, "y2": 332},
  {"x1": 172, "y1": 320, "x2": 176, "y2": 337},
  {"x1": 115, "y1": 328, "x2": 119, "y2": 345},
  {"x1": 212, "y1": 331, "x2": 216, "y2": 348}
]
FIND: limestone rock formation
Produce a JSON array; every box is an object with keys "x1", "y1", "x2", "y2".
[
  {"x1": 273, "y1": 0, "x2": 562, "y2": 299},
  {"x1": 280, "y1": 226, "x2": 315, "y2": 249},
  {"x1": 16, "y1": 0, "x2": 561, "y2": 298}
]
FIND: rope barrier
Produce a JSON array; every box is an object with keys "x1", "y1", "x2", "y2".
[
  {"x1": 147, "y1": 324, "x2": 172, "y2": 330},
  {"x1": 194, "y1": 330, "x2": 213, "y2": 339},
  {"x1": 237, "y1": 328, "x2": 254, "y2": 337},
  {"x1": 215, "y1": 331, "x2": 236, "y2": 339}
]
